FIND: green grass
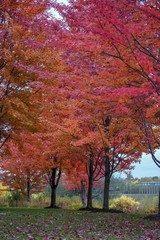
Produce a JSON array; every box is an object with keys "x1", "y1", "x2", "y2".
[{"x1": 0, "y1": 208, "x2": 159, "y2": 239}]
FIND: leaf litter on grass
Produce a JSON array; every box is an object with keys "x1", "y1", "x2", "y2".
[{"x1": 0, "y1": 208, "x2": 159, "y2": 239}]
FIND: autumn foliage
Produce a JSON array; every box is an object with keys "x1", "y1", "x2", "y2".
[{"x1": 0, "y1": 0, "x2": 159, "y2": 208}]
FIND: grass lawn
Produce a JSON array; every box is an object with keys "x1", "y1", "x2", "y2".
[{"x1": 0, "y1": 208, "x2": 159, "y2": 239}]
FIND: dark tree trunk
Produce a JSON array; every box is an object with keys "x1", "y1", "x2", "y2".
[
  {"x1": 87, "y1": 153, "x2": 94, "y2": 209},
  {"x1": 27, "y1": 178, "x2": 31, "y2": 202},
  {"x1": 80, "y1": 179, "x2": 86, "y2": 208},
  {"x1": 49, "y1": 167, "x2": 61, "y2": 208},
  {"x1": 103, "y1": 116, "x2": 111, "y2": 210},
  {"x1": 103, "y1": 154, "x2": 110, "y2": 210},
  {"x1": 50, "y1": 187, "x2": 56, "y2": 208}
]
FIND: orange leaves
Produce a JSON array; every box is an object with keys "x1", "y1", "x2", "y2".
[
  {"x1": 73, "y1": 131, "x2": 101, "y2": 147},
  {"x1": 0, "y1": 0, "x2": 64, "y2": 153}
]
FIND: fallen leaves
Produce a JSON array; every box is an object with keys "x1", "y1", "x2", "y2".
[{"x1": 0, "y1": 208, "x2": 159, "y2": 239}]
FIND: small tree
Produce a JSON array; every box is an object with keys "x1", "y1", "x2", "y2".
[{"x1": 46, "y1": 154, "x2": 62, "y2": 208}]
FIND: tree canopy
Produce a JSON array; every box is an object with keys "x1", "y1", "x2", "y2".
[{"x1": 0, "y1": 0, "x2": 159, "y2": 209}]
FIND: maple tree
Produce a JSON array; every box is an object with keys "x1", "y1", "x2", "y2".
[
  {"x1": 34, "y1": 100, "x2": 82, "y2": 208},
  {"x1": 52, "y1": 97, "x2": 143, "y2": 210},
  {"x1": 0, "y1": 0, "x2": 159, "y2": 213},
  {"x1": 44, "y1": 153, "x2": 62, "y2": 208},
  {"x1": 0, "y1": 133, "x2": 46, "y2": 201},
  {"x1": 60, "y1": 158, "x2": 88, "y2": 208},
  {"x1": 45, "y1": 1, "x2": 158, "y2": 207},
  {"x1": 53, "y1": 0, "x2": 160, "y2": 167},
  {"x1": 0, "y1": 0, "x2": 69, "y2": 207},
  {"x1": 100, "y1": 116, "x2": 143, "y2": 210},
  {"x1": 0, "y1": 0, "x2": 55, "y2": 150},
  {"x1": 60, "y1": 148, "x2": 88, "y2": 208}
]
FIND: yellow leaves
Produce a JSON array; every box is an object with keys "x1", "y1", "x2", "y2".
[{"x1": 0, "y1": 182, "x2": 9, "y2": 196}]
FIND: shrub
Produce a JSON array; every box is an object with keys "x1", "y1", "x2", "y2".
[
  {"x1": 92, "y1": 199, "x2": 102, "y2": 209},
  {"x1": 8, "y1": 191, "x2": 21, "y2": 207},
  {"x1": 57, "y1": 196, "x2": 82, "y2": 209},
  {"x1": 110, "y1": 195, "x2": 140, "y2": 213},
  {"x1": 31, "y1": 193, "x2": 50, "y2": 208},
  {"x1": 139, "y1": 196, "x2": 158, "y2": 214},
  {"x1": 0, "y1": 182, "x2": 9, "y2": 207},
  {"x1": 31, "y1": 194, "x2": 83, "y2": 209},
  {"x1": 31, "y1": 194, "x2": 102, "y2": 209}
]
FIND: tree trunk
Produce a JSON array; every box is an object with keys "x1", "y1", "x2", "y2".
[
  {"x1": 103, "y1": 116, "x2": 111, "y2": 210},
  {"x1": 103, "y1": 174, "x2": 110, "y2": 210},
  {"x1": 80, "y1": 179, "x2": 86, "y2": 208},
  {"x1": 27, "y1": 178, "x2": 31, "y2": 202},
  {"x1": 87, "y1": 153, "x2": 94, "y2": 209},
  {"x1": 50, "y1": 187, "x2": 56, "y2": 208},
  {"x1": 103, "y1": 153, "x2": 110, "y2": 210},
  {"x1": 49, "y1": 167, "x2": 61, "y2": 208}
]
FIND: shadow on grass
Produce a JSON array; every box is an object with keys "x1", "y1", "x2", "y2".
[
  {"x1": 78, "y1": 207, "x2": 124, "y2": 213},
  {"x1": 144, "y1": 213, "x2": 160, "y2": 221},
  {"x1": 45, "y1": 206, "x2": 61, "y2": 209}
]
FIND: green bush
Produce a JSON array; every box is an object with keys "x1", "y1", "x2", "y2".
[
  {"x1": 110, "y1": 195, "x2": 140, "y2": 213},
  {"x1": 8, "y1": 192, "x2": 21, "y2": 207}
]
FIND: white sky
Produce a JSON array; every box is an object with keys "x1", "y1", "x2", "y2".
[
  {"x1": 117, "y1": 152, "x2": 160, "y2": 178},
  {"x1": 50, "y1": 0, "x2": 68, "y2": 18},
  {"x1": 58, "y1": 0, "x2": 68, "y2": 3},
  {"x1": 131, "y1": 152, "x2": 160, "y2": 178}
]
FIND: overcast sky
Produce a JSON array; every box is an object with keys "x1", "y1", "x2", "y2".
[
  {"x1": 58, "y1": 0, "x2": 68, "y2": 3},
  {"x1": 116, "y1": 152, "x2": 160, "y2": 179},
  {"x1": 130, "y1": 153, "x2": 160, "y2": 178}
]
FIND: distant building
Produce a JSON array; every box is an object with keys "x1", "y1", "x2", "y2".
[{"x1": 138, "y1": 182, "x2": 160, "y2": 195}]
